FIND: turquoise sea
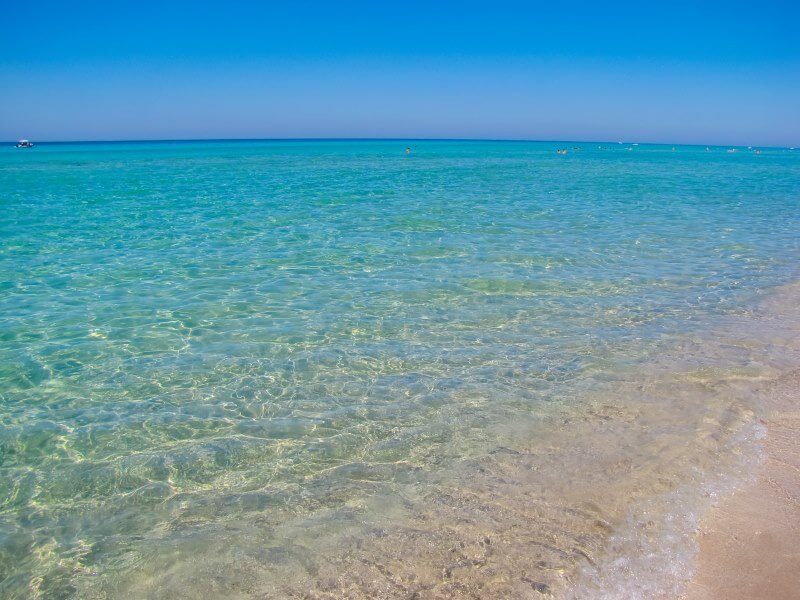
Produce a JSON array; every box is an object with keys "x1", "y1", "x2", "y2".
[{"x1": 2, "y1": 140, "x2": 800, "y2": 598}]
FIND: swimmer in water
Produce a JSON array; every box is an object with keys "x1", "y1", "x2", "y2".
[{"x1": 405, "y1": 147, "x2": 411, "y2": 155}]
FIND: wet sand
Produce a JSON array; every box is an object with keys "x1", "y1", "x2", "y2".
[{"x1": 685, "y1": 370, "x2": 800, "y2": 600}]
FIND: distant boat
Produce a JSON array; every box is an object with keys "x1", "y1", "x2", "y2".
[{"x1": 15, "y1": 139, "x2": 34, "y2": 148}]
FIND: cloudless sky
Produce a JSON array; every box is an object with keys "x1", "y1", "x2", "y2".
[{"x1": 2, "y1": 0, "x2": 798, "y2": 145}]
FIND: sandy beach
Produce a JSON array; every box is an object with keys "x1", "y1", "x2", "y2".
[{"x1": 686, "y1": 369, "x2": 800, "y2": 600}]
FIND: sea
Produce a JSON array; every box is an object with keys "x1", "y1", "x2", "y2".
[{"x1": 1, "y1": 140, "x2": 799, "y2": 598}]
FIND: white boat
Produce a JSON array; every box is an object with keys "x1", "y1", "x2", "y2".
[{"x1": 15, "y1": 139, "x2": 34, "y2": 148}]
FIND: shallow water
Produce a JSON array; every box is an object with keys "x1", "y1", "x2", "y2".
[{"x1": 1, "y1": 140, "x2": 799, "y2": 598}]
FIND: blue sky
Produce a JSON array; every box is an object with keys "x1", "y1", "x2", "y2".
[{"x1": 2, "y1": 1, "x2": 798, "y2": 145}]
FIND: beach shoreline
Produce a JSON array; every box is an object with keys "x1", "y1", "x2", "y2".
[
  {"x1": 3, "y1": 141, "x2": 799, "y2": 599},
  {"x1": 684, "y1": 369, "x2": 800, "y2": 600}
]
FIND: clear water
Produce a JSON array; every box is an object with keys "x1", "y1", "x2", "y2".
[{"x1": 1, "y1": 140, "x2": 799, "y2": 598}]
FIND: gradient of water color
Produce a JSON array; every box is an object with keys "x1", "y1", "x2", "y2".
[{"x1": 1, "y1": 141, "x2": 799, "y2": 598}]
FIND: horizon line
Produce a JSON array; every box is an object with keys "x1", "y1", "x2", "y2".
[{"x1": 4, "y1": 137, "x2": 796, "y2": 150}]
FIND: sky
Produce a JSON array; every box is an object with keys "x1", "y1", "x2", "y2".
[{"x1": 2, "y1": 0, "x2": 799, "y2": 145}]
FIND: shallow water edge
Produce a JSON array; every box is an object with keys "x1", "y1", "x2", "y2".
[{"x1": 73, "y1": 281, "x2": 800, "y2": 599}]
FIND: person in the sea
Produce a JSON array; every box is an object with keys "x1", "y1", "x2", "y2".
[{"x1": 405, "y1": 147, "x2": 411, "y2": 155}]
